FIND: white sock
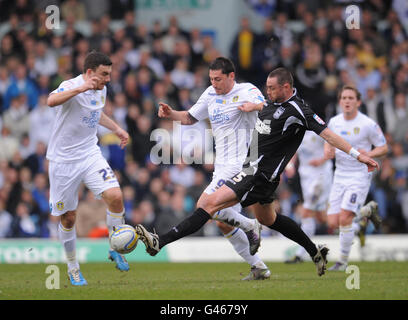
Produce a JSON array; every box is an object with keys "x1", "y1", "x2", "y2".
[
  {"x1": 351, "y1": 221, "x2": 360, "y2": 234},
  {"x1": 58, "y1": 222, "x2": 78, "y2": 271},
  {"x1": 295, "y1": 217, "x2": 316, "y2": 259},
  {"x1": 213, "y1": 207, "x2": 255, "y2": 232},
  {"x1": 339, "y1": 224, "x2": 354, "y2": 264},
  {"x1": 106, "y1": 209, "x2": 125, "y2": 234},
  {"x1": 224, "y1": 227, "x2": 267, "y2": 269}
]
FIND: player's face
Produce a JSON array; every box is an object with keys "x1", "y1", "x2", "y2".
[
  {"x1": 266, "y1": 76, "x2": 287, "y2": 103},
  {"x1": 90, "y1": 65, "x2": 112, "y2": 90},
  {"x1": 339, "y1": 89, "x2": 361, "y2": 115},
  {"x1": 209, "y1": 69, "x2": 234, "y2": 95}
]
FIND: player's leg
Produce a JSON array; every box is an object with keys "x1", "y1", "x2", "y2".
[
  {"x1": 286, "y1": 206, "x2": 316, "y2": 263},
  {"x1": 135, "y1": 183, "x2": 240, "y2": 256},
  {"x1": 58, "y1": 210, "x2": 87, "y2": 285},
  {"x1": 49, "y1": 161, "x2": 87, "y2": 285},
  {"x1": 216, "y1": 220, "x2": 270, "y2": 280},
  {"x1": 84, "y1": 155, "x2": 128, "y2": 271},
  {"x1": 355, "y1": 200, "x2": 380, "y2": 247},
  {"x1": 337, "y1": 208, "x2": 356, "y2": 268},
  {"x1": 253, "y1": 202, "x2": 329, "y2": 276}
]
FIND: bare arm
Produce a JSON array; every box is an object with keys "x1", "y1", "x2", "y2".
[
  {"x1": 319, "y1": 127, "x2": 379, "y2": 172},
  {"x1": 47, "y1": 76, "x2": 99, "y2": 107},
  {"x1": 99, "y1": 112, "x2": 129, "y2": 149},
  {"x1": 238, "y1": 102, "x2": 264, "y2": 112},
  {"x1": 360, "y1": 144, "x2": 388, "y2": 159},
  {"x1": 158, "y1": 102, "x2": 198, "y2": 125}
]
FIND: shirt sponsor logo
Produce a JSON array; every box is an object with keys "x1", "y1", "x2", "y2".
[
  {"x1": 255, "y1": 118, "x2": 271, "y2": 134},
  {"x1": 215, "y1": 98, "x2": 226, "y2": 104},
  {"x1": 210, "y1": 108, "x2": 230, "y2": 124},
  {"x1": 82, "y1": 110, "x2": 101, "y2": 128}
]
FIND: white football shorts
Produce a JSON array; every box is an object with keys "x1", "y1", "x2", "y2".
[
  {"x1": 49, "y1": 152, "x2": 120, "y2": 216},
  {"x1": 327, "y1": 174, "x2": 371, "y2": 215},
  {"x1": 204, "y1": 166, "x2": 242, "y2": 215},
  {"x1": 300, "y1": 171, "x2": 332, "y2": 212}
]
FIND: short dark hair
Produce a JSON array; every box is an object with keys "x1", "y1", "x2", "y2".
[
  {"x1": 268, "y1": 67, "x2": 294, "y2": 87},
  {"x1": 83, "y1": 51, "x2": 112, "y2": 73},
  {"x1": 209, "y1": 57, "x2": 235, "y2": 75},
  {"x1": 338, "y1": 85, "x2": 361, "y2": 101}
]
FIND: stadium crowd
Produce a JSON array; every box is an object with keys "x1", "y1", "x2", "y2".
[{"x1": 0, "y1": 0, "x2": 408, "y2": 239}]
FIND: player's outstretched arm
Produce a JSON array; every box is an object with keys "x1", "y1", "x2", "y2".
[
  {"x1": 99, "y1": 112, "x2": 129, "y2": 149},
  {"x1": 158, "y1": 102, "x2": 198, "y2": 125},
  {"x1": 238, "y1": 102, "x2": 264, "y2": 112},
  {"x1": 358, "y1": 144, "x2": 388, "y2": 159},
  {"x1": 319, "y1": 128, "x2": 379, "y2": 172},
  {"x1": 47, "y1": 76, "x2": 99, "y2": 107}
]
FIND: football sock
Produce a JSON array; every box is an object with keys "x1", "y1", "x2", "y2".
[
  {"x1": 339, "y1": 224, "x2": 354, "y2": 264},
  {"x1": 159, "y1": 208, "x2": 211, "y2": 249},
  {"x1": 106, "y1": 209, "x2": 125, "y2": 234},
  {"x1": 224, "y1": 227, "x2": 267, "y2": 269},
  {"x1": 58, "y1": 222, "x2": 78, "y2": 271},
  {"x1": 107, "y1": 209, "x2": 125, "y2": 250},
  {"x1": 268, "y1": 214, "x2": 318, "y2": 258},
  {"x1": 213, "y1": 207, "x2": 256, "y2": 232},
  {"x1": 351, "y1": 221, "x2": 361, "y2": 234},
  {"x1": 295, "y1": 217, "x2": 316, "y2": 259}
]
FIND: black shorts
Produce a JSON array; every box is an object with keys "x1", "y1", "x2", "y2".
[{"x1": 225, "y1": 166, "x2": 279, "y2": 208}]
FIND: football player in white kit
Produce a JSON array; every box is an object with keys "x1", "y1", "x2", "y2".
[
  {"x1": 285, "y1": 130, "x2": 333, "y2": 263},
  {"x1": 158, "y1": 57, "x2": 270, "y2": 280},
  {"x1": 47, "y1": 52, "x2": 130, "y2": 285},
  {"x1": 324, "y1": 85, "x2": 388, "y2": 271}
]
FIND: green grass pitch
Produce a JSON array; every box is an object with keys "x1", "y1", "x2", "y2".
[{"x1": 0, "y1": 261, "x2": 407, "y2": 300}]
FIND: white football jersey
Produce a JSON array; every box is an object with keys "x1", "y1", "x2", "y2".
[
  {"x1": 46, "y1": 75, "x2": 107, "y2": 163},
  {"x1": 298, "y1": 130, "x2": 333, "y2": 178},
  {"x1": 188, "y1": 82, "x2": 264, "y2": 169},
  {"x1": 328, "y1": 111, "x2": 386, "y2": 178}
]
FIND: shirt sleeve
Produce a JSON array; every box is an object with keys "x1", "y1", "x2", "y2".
[
  {"x1": 188, "y1": 88, "x2": 210, "y2": 121},
  {"x1": 369, "y1": 121, "x2": 387, "y2": 147},
  {"x1": 50, "y1": 79, "x2": 76, "y2": 95},
  {"x1": 303, "y1": 105, "x2": 327, "y2": 135},
  {"x1": 246, "y1": 85, "x2": 266, "y2": 104}
]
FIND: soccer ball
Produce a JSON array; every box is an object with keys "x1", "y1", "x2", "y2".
[{"x1": 109, "y1": 224, "x2": 138, "y2": 254}]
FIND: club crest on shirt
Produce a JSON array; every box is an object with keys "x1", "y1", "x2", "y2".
[
  {"x1": 353, "y1": 127, "x2": 360, "y2": 135},
  {"x1": 273, "y1": 106, "x2": 285, "y2": 119},
  {"x1": 232, "y1": 95, "x2": 239, "y2": 102}
]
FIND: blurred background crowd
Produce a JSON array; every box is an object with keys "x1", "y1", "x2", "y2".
[{"x1": 0, "y1": 0, "x2": 408, "y2": 240}]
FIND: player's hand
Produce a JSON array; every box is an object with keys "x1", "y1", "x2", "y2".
[
  {"x1": 357, "y1": 153, "x2": 379, "y2": 172},
  {"x1": 80, "y1": 76, "x2": 99, "y2": 92},
  {"x1": 114, "y1": 127, "x2": 129, "y2": 149},
  {"x1": 158, "y1": 102, "x2": 173, "y2": 118},
  {"x1": 238, "y1": 102, "x2": 259, "y2": 112},
  {"x1": 309, "y1": 158, "x2": 326, "y2": 167},
  {"x1": 324, "y1": 146, "x2": 335, "y2": 160}
]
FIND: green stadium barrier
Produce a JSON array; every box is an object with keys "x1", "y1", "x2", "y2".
[{"x1": 0, "y1": 238, "x2": 168, "y2": 264}]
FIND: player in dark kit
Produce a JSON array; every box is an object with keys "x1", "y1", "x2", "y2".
[{"x1": 135, "y1": 68, "x2": 379, "y2": 276}]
